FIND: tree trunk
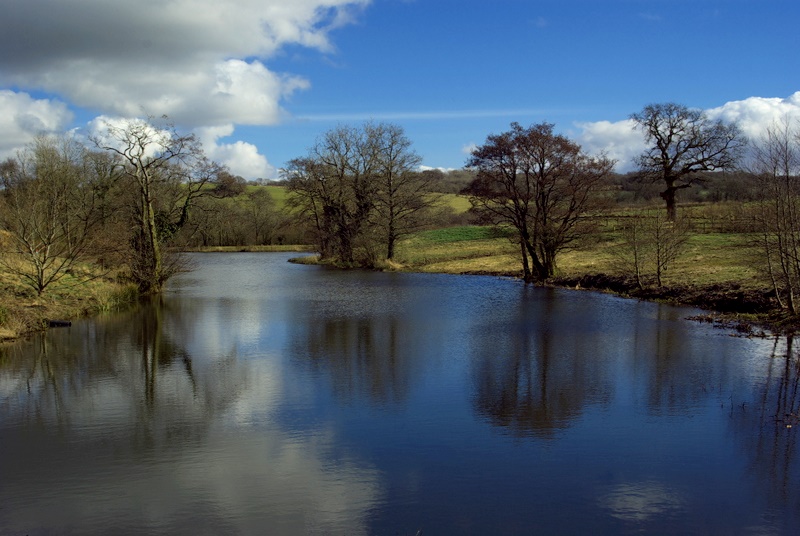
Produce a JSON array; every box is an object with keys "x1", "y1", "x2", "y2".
[
  {"x1": 524, "y1": 240, "x2": 548, "y2": 281},
  {"x1": 660, "y1": 187, "x2": 677, "y2": 222},
  {"x1": 139, "y1": 171, "x2": 163, "y2": 294},
  {"x1": 386, "y1": 220, "x2": 396, "y2": 260},
  {"x1": 519, "y1": 240, "x2": 531, "y2": 281}
]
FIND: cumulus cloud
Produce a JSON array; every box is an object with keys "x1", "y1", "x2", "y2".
[
  {"x1": 706, "y1": 92, "x2": 800, "y2": 140},
  {"x1": 575, "y1": 119, "x2": 645, "y2": 172},
  {"x1": 0, "y1": 0, "x2": 367, "y2": 128},
  {"x1": 0, "y1": 0, "x2": 368, "y2": 175},
  {"x1": 197, "y1": 125, "x2": 278, "y2": 180},
  {"x1": 576, "y1": 92, "x2": 800, "y2": 172},
  {"x1": 0, "y1": 90, "x2": 73, "y2": 159}
]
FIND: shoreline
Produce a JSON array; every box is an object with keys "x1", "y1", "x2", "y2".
[
  {"x1": 287, "y1": 253, "x2": 786, "y2": 335},
  {"x1": 2, "y1": 249, "x2": 788, "y2": 343}
]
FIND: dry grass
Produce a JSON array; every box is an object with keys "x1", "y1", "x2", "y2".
[
  {"x1": 394, "y1": 224, "x2": 765, "y2": 289},
  {"x1": 0, "y1": 262, "x2": 138, "y2": 342}
]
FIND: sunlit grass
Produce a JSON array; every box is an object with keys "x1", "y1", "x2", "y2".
[
  {"x1": 395, "y1": 225, "x2": 517, "y2": 272},
  {"x1": 0, "y1": 260, "x2": 138, "y2": 341},
  {"x1": 395, "y1": 221, "x2": 764, "y2": 288},
  {"x1": 437, "y1": 193, "x2": 471, "y2": 213}
]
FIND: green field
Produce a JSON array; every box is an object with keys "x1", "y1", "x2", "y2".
[
  {"x1": 395, "y1": 223, "x2": 764, "y2": 289},
  {"x1": 249, "y1": 184, "x2": 472, "y2": 215}
]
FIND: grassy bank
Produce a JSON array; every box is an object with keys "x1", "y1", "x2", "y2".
[
  {"x1": 395, "y1": 225, "x2": 761, "y2": 287},
  {"x1": 0, "y1": 245, "x2": 314, "y2": 342},
  {"x1": 391, "y1": 224, "x2": 781, "y2": 330},
  {"x1": 0, "y1": 268, "x2": 139, "y2": 342},
  {"x1": 0, "y1": 222, "x2": 779, "y2": 341}
]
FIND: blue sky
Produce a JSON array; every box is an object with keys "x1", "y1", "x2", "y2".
[{"x1": 1, "y1": 0, "x2": 799, "y2": 178}]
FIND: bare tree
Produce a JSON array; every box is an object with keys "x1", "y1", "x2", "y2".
[
  {"x1": 613, "y1": 210, "x2": 690, "y2": 288},
  {"x1": 93, "y1": 117, "x2": 216, "y2": 293},
  {"x1": 0, "y1": 136, "x2": 104, "y2": 295},
  {"x1": 245, "y1": 188, "x2": 278, "y2": 245},
  {"x1": 631, "y1": 103, "x2": 745, "y2": 221},
  {"x1": 613, "y1": 213, "x2": 649, "y2": 289},
  {"x1": 370, "y1": 123, "x2": 432, "y2": 260},
  {"x1": 465, "y1": 122, "x2": 614, "y2": 281},
  {"x1": 650, "y1": 212, "x2": 690, "y2": 287},
  {"x1": 285, "y1": 122, "x2": 429, "y2": 265},
  {"x1": 750, "y1": 118, "x2": 800, "y2": 314}
]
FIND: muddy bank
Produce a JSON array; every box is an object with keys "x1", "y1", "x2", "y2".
[
  {"x1": 547, "y1": 273, "x2": 795, "y2": 335},
  {"x1": 551, "y1": 274, "x2": 775, "y2": 314}
]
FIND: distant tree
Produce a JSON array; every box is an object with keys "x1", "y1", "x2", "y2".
[
  {"x1": 631, "y1": 102, "x2": 745, "y2": 221},
  {"x1": 213, "y1": 171, "x2": 247, "y2": 197},
  {"x1": 285, "y1": 122, "x2": 431, "y2": 265},
  {"x1": 0, "y1": 136, "x2": 104, "y2": 295},
  {"x1": 93, "y1": 117, "x2": 219, "y2": 293},
  {"x1": 245, "y1": 188, "x2": 278, "y2": 245},
  {"x1": 465, "y1": 122, "x2": 614, "y2": 281},
  {"x1": 284, "y1": 123, "x2": 380, "y2": 264}
]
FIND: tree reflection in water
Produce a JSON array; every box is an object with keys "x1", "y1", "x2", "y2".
[
  {"x1": 292, "y1": 313, "x2": 414, "y2": 406},
  {"x1": 471, "y1": 287, "x2": 614, "y2": 438},
  {"x1": 731, "y1": 336, "x2": 800, "y2": 513},
  {"x1": 0, "y1": 297, "x2": 243, "y2": 447},
  {"x1": 0, "y1": 294, "x2": 383, "y2": 535}
]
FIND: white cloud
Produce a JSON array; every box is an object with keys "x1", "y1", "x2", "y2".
[
  {"x1": 576, "y1": 92, "x2": 800, "y2": 172},
  {"x1": 706, "y1": 92, "x2": 800, "y2": 140},
  {"x1": 0, "y1": 1, "x2": 368, "y2": 129},
  {"x1": 0, "y1": 0, "x2": 368, "y2": 174},
  {"x1": 0, "y1": 90, "x2": 73, "y2": 159},
  {"x1": 575, "y1": 119, "x2": 645, "y2": 172},
  {"x1": 85, "y1": 115, "x2": 175, "y2": 158},
  {"x1": 461, "y1": 142, "x2": 478, "y2": 156},
  {"x1": 418, "y1": 165, "x2": 456, "y2": 173},
  {"x1": 197, "y1": 125, "x2": 278, "y2": 180}
]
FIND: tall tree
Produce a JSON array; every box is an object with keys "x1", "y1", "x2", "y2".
[
  {"x1": 631, "y1": 102, "x2": 745, "y2": 220},
  {"x1": 370, "y1": 123, "x2": 431, "y2": 260},
  {"x1": 466, "y1": 122, "x2": 614, "y2": 282},
  {"x1": 94, "y1": 117, "x2": 217, "y2": 293}
]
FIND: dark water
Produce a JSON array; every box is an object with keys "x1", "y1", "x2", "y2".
[{"x1": 1, "y1": 252, "x2": 799, "y2": 535}]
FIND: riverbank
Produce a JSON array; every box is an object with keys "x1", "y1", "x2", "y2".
[
  {"x1": 391, "y1": 226, "x2": 788, "y2": 334},
  {"x1": 290, "y1": 253, "x2": 783, "y2": 334},
  {"x1": 0, "y1": 245, "x2": 316, "y2": 342},
  {"x1": 0, "y1": 229, "x2": 786, "y2": 341},
  {"x1": 0, "y1": 271, "x2": 139, "y2": 343}
]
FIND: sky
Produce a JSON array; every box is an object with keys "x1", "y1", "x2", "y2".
[{"x1": 1, "y1": 0, "x2": 799, "y2": 179}]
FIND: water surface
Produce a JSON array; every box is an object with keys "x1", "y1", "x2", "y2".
[{"x1": 1, "y1": 252, "x2": 798, "y2": 534}]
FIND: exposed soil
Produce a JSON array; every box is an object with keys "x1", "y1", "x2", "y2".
[{"x1": 548, "y1": 273, "x2": 794, "y2": 335}]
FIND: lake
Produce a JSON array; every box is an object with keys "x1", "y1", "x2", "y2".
[{"x1": 1, "y1": 252, "x2": 798, "y2": 535}]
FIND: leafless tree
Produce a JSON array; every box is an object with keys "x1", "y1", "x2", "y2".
[
  {"x1": 631, "y1": 103, "x2": 745, "y2": 221},
  {"x1": 93, "y1": 117, "x2": 218, "y2": 293},
  {"x1": 370, "y1": 123, "x2": 434, "y2": 260},
  {"x1": 0, "y1": 135, "x2": 105, "y2": 295},
  {"x1": 750, "y1": 118, "x2": 800, "y2": 314},
  {"x1": 465, "y1": 122, "x2": 614, "y2": 281},
  {"x1": 285, "y1": 122, "x2": 429, "y2": 265}
]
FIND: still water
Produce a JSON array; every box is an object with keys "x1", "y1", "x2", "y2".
[{"x1": 1, "y1": 252, "x2": 799, "y2": 535}]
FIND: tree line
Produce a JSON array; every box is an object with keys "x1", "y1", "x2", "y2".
[
  {"x1": 1, "y1": 118, "x2": 231, "y2": 295},
  {"x1": 3, "y1": 105, "x2": 800, "y2": 316}
]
